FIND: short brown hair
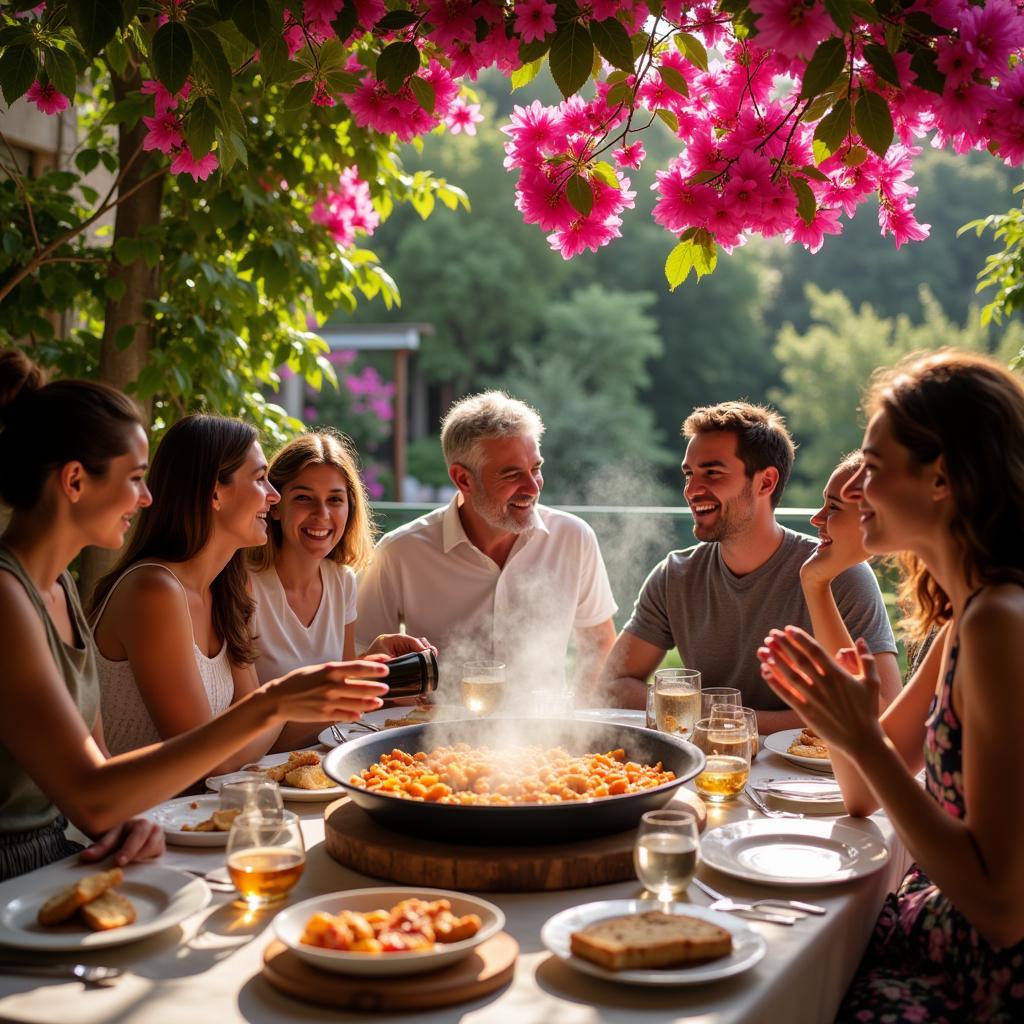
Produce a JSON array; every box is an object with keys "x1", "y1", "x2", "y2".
[
  {"x1": 248, "y1": 429, "x2": 376, "y2": 574},
  {"x1": 682, "y1": 401, "x2": 796, "y2": 508}
]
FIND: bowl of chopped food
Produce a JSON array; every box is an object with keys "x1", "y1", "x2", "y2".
[
  {"x1": 272, "y1": 887, "x2": 504, "y2": 976},
  {"x1": 322, "y1": 718, "x2": 705, "y2": 844}
]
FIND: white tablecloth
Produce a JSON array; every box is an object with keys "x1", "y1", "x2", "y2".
[{"x1": 0, "y1": 749, "x2": 911, "y2": 1024}]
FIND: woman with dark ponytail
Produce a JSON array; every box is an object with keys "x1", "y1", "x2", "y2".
[{"x1": 0, "y1": 350, "x2": 388, "y2": 881}]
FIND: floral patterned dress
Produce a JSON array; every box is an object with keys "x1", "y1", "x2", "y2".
[{"x1": 837, "y1": 625, "x2": 1024, "y2": 1023}]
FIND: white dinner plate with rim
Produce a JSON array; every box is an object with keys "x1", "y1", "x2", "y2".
[
  {"x1": 0, "y1": 862, "x2": 210, "y2": 951},
  {"x1": 573, "y1": 708, "x2": 647, "y2": 728},
  {"x1": 541, "y1": 899, "x2": 766, "y2": 987},
  {"x1": 319, "y1": 704, "x2": 472, "y2": 748},
  {"x1": 272, "y1": 887, "x2": 504, "y2": 976},
  {"x1": 763, "y1": 729, "x2": 833, "y2": 772},
  {"x1": 145, "y1": 794, "x2": 232, "y2": 847},
  {"x1": 701, "y1": 819, "x2": 889, "y2": 887},
  {"x1": 207, "y1": 750, "x2": 344, "y2": 802}
]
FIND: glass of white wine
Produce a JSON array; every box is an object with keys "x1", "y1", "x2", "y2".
[
  {"x1": 225, "y1": 810, "x2": 306, "y2": 909},
  {"x1": 692, "y1": 717, "x2": 752, "y2": 803},
  {"x1": 633, "y1": 809, "x2": 700, "y2": 902},
  {"x1": 709, "y1": 705, "x2": 760, "y2": 762},
  {"x1": 700, "y1": 687, "x2": 741, "y2": 720},
  {"x1": 651, "y1": 668, "x2": 701, "y2": 740},
  {"x1": 460, "y1": 661, "x2": 506, "y2": 717}
]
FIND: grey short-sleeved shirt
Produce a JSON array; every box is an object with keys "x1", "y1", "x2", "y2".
[{"x1": 623, "y1": 528, "x2": 897, "y2": 710}]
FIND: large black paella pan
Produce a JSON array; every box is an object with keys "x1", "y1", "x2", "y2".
[{"x1": 322, "y1": 717, "x2": 705, "y2": 845}]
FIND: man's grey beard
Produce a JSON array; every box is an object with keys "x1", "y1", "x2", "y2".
[{"x1": 468, "y1": 488, "x2": 535, "y2": 534}]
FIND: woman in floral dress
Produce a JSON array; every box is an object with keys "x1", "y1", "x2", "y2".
[{"x1": 758, "y1": 349, "x2": 1024, "y2": 1022}]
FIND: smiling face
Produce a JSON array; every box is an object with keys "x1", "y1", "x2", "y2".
[
  {"x1": 213, "y1": 441, "x2": 280, "y2": 548},
  {"x1": 273, "y1": 463, "x2": 350, "y2": 561},
  {"x1": 461, "y1": 433, "x2": 544, "y2": 535},
  {"x1": 845, "y1": 410, "x2": 946, "y2": 556},
  {"x1": 73, "y1": 424, "x2": 153, "y2": 549},
  {"x1": 682, "y1": 430, "x2": 758, "y2": 543},
  {"x1": 809, "y1": 463, "x2": 866, "y2": 563}
]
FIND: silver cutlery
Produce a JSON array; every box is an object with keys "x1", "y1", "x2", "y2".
[
  {"x1": 181, "y1": 868, "x2": 236, "y2": 892},
  {"x1": 693, "y1": 876, "x2": 826, "y2": 917},
  {"x1": 744, "y1": 785, "x2": 803, "y2": 818},
  {"x1": 330, "y1": 720, "x2": 379, "y2": 745},
  {"x1": 0, "y1": 960, "x2": 123, "y2": 985}
]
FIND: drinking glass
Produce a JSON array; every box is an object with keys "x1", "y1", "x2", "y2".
[
  {"x1": 633, "y1": 809, "x2": 700, "y2": 902},
  {"x1": 708, "y1": 705, "x2": 760, "y2": 761},
  {"x1": 692, "y1": 717, "x2": 752, "y2": 803},
  {"x1": 700, "y1": 686, "x2": 741, "y2": 720},
  {"x1": 219, "y1": 779, "x2": 283, "y2": 816},
  {"x1": 651, "y1": 669, "x2": 701, "y2": 740},
  {"x1": 460, "y1": 661, "x2": 506, "y2": 717},
  {"x1": 225, "y1": 810, "x2": 306, "y2": 909}
]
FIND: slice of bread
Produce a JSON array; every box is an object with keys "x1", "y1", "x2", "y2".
[
  {"x1": 81, "y1": 889, "x2": 137, "y2": 931},
  {"x1": 37, "y1": 868, "x2": 124, "y2": 926},
  {"x1": 570, "y1": 911, "x2": 732, "y2": 971}
]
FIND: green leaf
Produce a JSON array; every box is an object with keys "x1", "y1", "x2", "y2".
[
  {"x1": 656, "y1": 108, "x2": 679, "y2": 133},
  {"x1": 67, "y1": 0, "x2": 123, "y2": 57},
  {"x1": 375, "y1": 40, "x2": 420, "y2": 93},
  {"x1": 566, "y1": 173, "x2": 594, "y2": 216},
  {"x1": 800, "y1": 164, "x2": 830, "y2": 182},
  {"x1": 75, "y1": 148, "x2": 101, "y2": 174},
  {"x1": 854, "y1": 89, "x2": 893, "y2": 157},
  {"x1": 673, "y1": 31, "x2": 708, "y2": 72},
  {"x1": 790, "y1": 176, "x2": 817, "y2": 224},
  {"x1": 812, "y1": 98, "x2": 851, "y2": 159},
  {"x1": 185, "y1": 96, "x2": 217, "y2": 157},
  {"x1": 910, "y1": 48, "x2": 945, "y2": 95},
  {"x1": 0, "y1": 46, "x2": 37, "y2": 105},
  {"x1": 606, "y1": 81, "x2": 632, "y2": 106},
  {"x1": 589, "y1": 17, "x2": 634, "y2": 73},
  {"x1": 114, "y1": 324, "x2": 136, "y2": 351},
  {"x1": 883, "y1": 22, "x2": 903, "y2": 52},
  {"x1": 409, "y1": 76, "x2": 434, "y2": 113},
  {"x1": 665, "y1": 240, "x2": 693, "y2": 290},
  {"x1": 863, "y1": 43, "x2": 899, "y2": 87},
  {"x1": 848, "y1": 0, "x2": 880, "y2": 21},
  {"x1": 232, "y1": 0, "x2": 272, "y2": 46},
  {"x1": 800, "y1": 37, "x2": 846, "y2": 99},
  {"x1": 844, "y1": 145, "x2": 868, "y2": 166},
  {"x1": 590, "y1": 160, "x2": 619, "y2": 189},
  {"x1": 104, "y1": 277, "x2": 127, "y2": 301},
  {"x1": 511, "y1": 58, "x2": 543, "y2": 90},
  {"x1": 152, "y1": 22, "x2": 193, "y2": 95},
  {"x1": 691, "y1": 230, "x2": 717, "y2": 279},
  {"x1": 802, "y1": 90, "x2": 836, "y2": 123},
  {"x1": 332, "y1": 1, "x2": 359, "y2": 42},
  {"x1": 630, "y1": 31, "x2": 650, "y2": 59},
  {"x1": 44, "y1": 47, "x2": 78, "y2": 99},
  {"x1": 259, "y1": 32, "x2": 290, "y2": 83},
  {"x1": 548, "y1": 20, "x2": 594, "y2": 99},
  {"x1": 188, "y1": 27, "x2": 233, "y2": 105},
  {"x1": 519, "y1": 37, "x2": 552, "y2": 63},
  {"x1": 376, "y1": 10, "x2": 419, "y2": 31},
  {"x1": 659, "y1": 64, "x2": 689, "y2": 96},
  {"x1": 823, "y1": 0, "x2": 852, "y2": 32},
  {"x1": 282, "y1": 79, "x2": 314, "y2": 111}
]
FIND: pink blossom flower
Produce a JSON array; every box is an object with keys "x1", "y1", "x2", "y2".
[
  {"x1": 614, "y1": 141, "x2": 645, "y2": 169},
  {"x1": 515, "y1": 0, "x2": 556, "y2": 44},
  {"x1": 312, "y1": 81, "x2": 336, "y2": 107},
  {"x1": 141, "y1": 79, "x2": 188, "y2": 115},
  {"x1": 447, "y1": 99, "x2": 483, "y2": 135},
  {"x1": 311, "y1": 167, "x2": 380, "y2": 246},
  {"x1": 25, "y1": 80, "x2": 68, "y2": 116},
  {"x1": 142, "y1": 113, "x2": 185, "y2": 154},
  {"x1": 879, "y1": 197, "x2": 931, "y2": 248},
  {"x1": 170, "y1": 146, "x2": 219, "y2": 181},
  {"x1": 786, "y1": 203, "x2": 843, "y2": 253},
  {"x1": 749, "y1": 0, "x2": 836, "y2": 59}
]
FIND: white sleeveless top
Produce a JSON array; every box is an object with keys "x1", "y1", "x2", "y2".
[
  {"x1": 250, "y1": 562, "x2": 357, "y2": 683},
  {"x1": 94, "y1": 562, "x2": 234, "y2": 755}
]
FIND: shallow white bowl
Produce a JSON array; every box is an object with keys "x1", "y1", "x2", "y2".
[{"x1": 271, "y1": 887, "x2": 505, "y2": 976}]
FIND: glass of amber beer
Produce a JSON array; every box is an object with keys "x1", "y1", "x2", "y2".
[{"x1": 225, "y1": 810, "x2": 306, "y2": 909}]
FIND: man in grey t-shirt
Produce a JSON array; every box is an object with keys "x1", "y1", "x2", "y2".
[{"x1": 596, "y1": 401, "x2": 900, "y2": 733}]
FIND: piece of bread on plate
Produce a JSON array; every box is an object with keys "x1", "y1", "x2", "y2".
[
  {"x1": 81, "y1": 888, "x2": 137, "y2": 931},
  {"x1": 37, "y1": 867, "x2": 124, "y2": 926},
  {"x1": 570, "y1": 910, "x2": 732, "y2": 970}
]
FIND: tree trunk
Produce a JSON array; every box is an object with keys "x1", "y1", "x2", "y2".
[{"x1": 81, "y1": 68, "x2": 165, "y2": 600}]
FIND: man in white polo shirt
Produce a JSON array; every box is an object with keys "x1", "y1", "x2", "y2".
[{"x1": 356, "y1": 391, "x2": 617, "y2": 693}]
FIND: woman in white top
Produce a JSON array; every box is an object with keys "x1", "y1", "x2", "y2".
[
  {"x1": 91, "y1": 415, "x2": 371, "y2": 772},
  {"x1": 249, "y1": 431, "x2": 433, "y2": 748}
]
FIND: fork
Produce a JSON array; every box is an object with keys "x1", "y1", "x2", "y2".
[
  {"x1": 744, "y1": 785, "x2": 803, "y2": 819},
  {"x1": 0, "y1": 960, "x2": 123, "y2": 985},
  {"x1": 693, "y1": 876, "x2": 826, "y2": 916}
]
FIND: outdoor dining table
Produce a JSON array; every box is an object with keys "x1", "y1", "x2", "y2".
[{"x1": 0, "y1": 740, "x2": 911, "y2": 1024}]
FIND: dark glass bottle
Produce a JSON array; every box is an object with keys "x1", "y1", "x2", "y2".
[{"x1": 381, "y1": 650, "x2": 438, "y2": 699}]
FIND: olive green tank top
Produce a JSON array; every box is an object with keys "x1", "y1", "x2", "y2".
[{"x1": 0, "y1": 544, "x2": 99, "y2": 833}]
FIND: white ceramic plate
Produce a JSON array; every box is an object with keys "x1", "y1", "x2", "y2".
[
  {"x1": 145, "y1": 794, "x2": 231, "y2": 847},
  {"x1": 573, "y1": 708, "x2": 647, "y2": 728},
  {"x1": 318, "y1": 704, "x2": 471, "y2": 748},
  {"x1": 701, "y1": 819, "x2": 889, "y2": 887},
  {"x1": 272, "y1": 887, "x2": 504, "y2": 976},
  {"x1": 752, "y1": 778, "x2": 846, "y2": 815},
  {"x1": 763, "y1": 729, "x2": 833, "y2": 772},
  {"x1": 207, "y1": 751, "x2": 344, "y2": 802},
  {"x1": 0, "y1": 862, "x2": 210, "y2": 951},
  {"x1": 541, "y1": 899, "x2": 766, "y2": 987}
]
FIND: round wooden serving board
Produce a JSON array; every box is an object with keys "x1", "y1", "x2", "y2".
[
  {"x1": 324, "y1": 790, "x2": 706, "y2": 892},
  {"x1": 262, "y1": 932, "x2": 518, "y2": 1012}
]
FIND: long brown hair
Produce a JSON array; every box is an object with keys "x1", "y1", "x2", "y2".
[
  {"x1": 248, "y1": 429, "x2": 376, "y2": 573},
  {"x1": 90, "y1": 414, "x2": 259, "y2": 665},
  {"x1": 865, "y1": 349, "x2": 1024, "y2": 641}
]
